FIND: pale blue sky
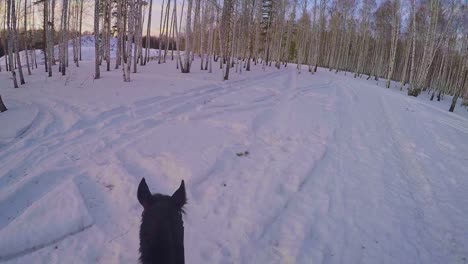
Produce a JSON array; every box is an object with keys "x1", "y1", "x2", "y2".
[
  {"x1": 81, "y1": 0, "x2": 183, "y2": 35},
  {"x1": 36, "y1": 0, "x2": 184, "y2": 35}
]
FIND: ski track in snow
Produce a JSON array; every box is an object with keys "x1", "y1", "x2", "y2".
[{"x1": 1, "y1": 54, "x2": 468, "y2": 263}]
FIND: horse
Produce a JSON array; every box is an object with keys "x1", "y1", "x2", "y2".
[{"x1": 137, "y1": 178, "x2": 187, "y2": 264}]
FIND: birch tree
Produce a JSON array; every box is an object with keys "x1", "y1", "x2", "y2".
[
  {"x1": 11, "y1": 0, "x2": 25, "y2": 84},
  {"x1": 79, "y1": 0, "x2": 83, "y2": 60},
  {"x1": 144, "y1": 0, "x2": 153, "y2": 63},
  {"x1": 104, "y1": 0, "x2": 112, "y2": 71},
  {"x1": 125, "y1": 0, "x2": 136, "y2": 81},
  {"x1": 6, "y1": 0, "x2": 18, "y2": 87},
  {"x1": 182, "y1": 0, "x2": 193, "y2": 73},
  {"x1": 24, "y1": 0, "x2": 32, "y2": 75},
  {"x1": 221, "y1": 0, "x2": 234, "y2": 79},
  {"x1": 386, "y1": 0, "x2": 400, "y2": 88},
  {"x1": 60, "y1": 0, "x2": 69, "y2": 75},
  {"x1": 94, "y1": 0, "x2": 100, "y2": 79}
]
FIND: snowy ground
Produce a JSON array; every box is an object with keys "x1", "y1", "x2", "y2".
[{"x1": 1, "y1": 43, "x2": 468, "y2": 263}]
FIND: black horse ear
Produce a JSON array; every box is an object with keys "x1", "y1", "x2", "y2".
[
  {"x1": 138, "y1": 178, "x2": 152, "y2": 209},
  {"x1": 171, "y1": 180, "x2": 187, "y2": 209}
]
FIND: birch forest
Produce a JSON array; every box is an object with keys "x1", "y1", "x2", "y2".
[{"x1": 0, "y1": 0, "x2": 467, "y2": 111}]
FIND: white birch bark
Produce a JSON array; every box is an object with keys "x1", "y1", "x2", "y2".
[
  {"x1": 386, "y1": 0, "x2": 400, "y2": 88},
  {"x1": 182, "y1": 0, "x2": 193, "y2": 73},
  {"x1": 6, "y1": 0, "x2": 18, "y2": 87},
  {"x1": 11, "y1": 0, "x2": 25, "y2": 84},
  {"x1": 24, "y1": 0, "x2": 31, "y2": 75},
  {"x1": 145, "y1": 0, "x2": 153, "y2": 63},
  {"x1": 94, "y1": 0, "x2": 100, "y2": 79}
]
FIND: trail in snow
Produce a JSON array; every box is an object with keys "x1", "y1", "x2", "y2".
[{"x1": 0, "y1": 55, "x2": 467, "y2": 264}]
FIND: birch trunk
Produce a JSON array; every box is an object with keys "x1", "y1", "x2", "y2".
[
  {"x1": 145, "y1": 0, "x2": 153, "y2": 63},
  {"x1": 79, "y1": 0, "x2": 83, "y2": 60},
  {"x1": 12, "y1": 0, "x2": 25, "y2": 84},
  {"x1": 51, "y1": 0, "x2": 56, "y2": 65},
  {"x1": 60, "y1": 0, "x2": 69, "y2": 75},
  {"x1": 408, "y1": 0, "x2": 416, "y2": 94},
  {"x1": 163, "y1": 0, "x2": 171, "y2": 62},
  {"x1": 221, "y1": 0, "x2": 233, "y2": 80},
  {"x1": 386, "y1": 0, "x2": 400, "y2": 88},
  {"x1": 182, "y1": 0, "x2": 193, "y2": 73},
  {"x1": 94, "y1": 0, "x2": 100, "y2": 79},
  {"x1": 157, "y1": 0, "x2": 165, "y2": 63},
  {"x1": 105, "y1": 0, "x2": 111, "y2": 71},
  {"x1": 24, "y1": 0, "x2": 31, "y2": 75},
  {"x1": 126, "y1": 0, "x2": 135, "y2": 81},
  {"x1": 399, "y1": 36, "x2": 411, "y2": 90},
  {"x1": 115, "y1": 0, "x2": 123, "y2": 69},
  {"x1": 6, "y1": 0, "x2": 18, "y2": 87}
]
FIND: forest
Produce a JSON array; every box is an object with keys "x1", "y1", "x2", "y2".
[{"x1": 0, "y1": 0, "x2": 467, "y2": 111}]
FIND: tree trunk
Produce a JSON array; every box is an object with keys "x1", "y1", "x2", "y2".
[
  {"x1": 133, "y1": 0, "x2": 142, "y2": 73},
  {"x1": 163, "y1": 0, "x2": 171, "y2": 62},
  {"x1": 6, "y1": 0, "x2": 18, "y2": 88},
  {"x1": 399, "y1": 35, "x2": 412, "y2": 90},
  {"x1": 138, "y1": 0, "x2": 144, "y2": 66},
  {"x1": 157, "y1": 0, "x2": 165, "y2": 63},
  {"x1": 0, "y1": 95, "x2": 7, "y2": 112},
  {"x1": 105, "y1": 0, "x2": 111, "y2": 71},
  {"x1": 79, "y1": 0, "x2": 83, "y2": 60},
  {"x1": 115, "y1": 0, "x2": 122, "y2": 69},
  {"x1": 121, "y1": 0, "x2": 130, "y2": 80},
  {"x1": 386, "y1": 0, "x2": 400, "y2": 88},
  {"x1": 60, "y1": 0, "x2": 69, "y2": 75},
  {"x1": 24, "y1": 0, "x2": 31, "y2": 75},
  {"x1": 42, "y1": 0, "x2": 48, "y2": 72},
  {"x1": 172, "y1": 0, "x2": 184, "y2": 71},
  {"x1": 94, "y1": 0, "x2": 100, "y2": 79},
  {"x1": 46, "y1": 0, "x2": 53, "y2": 77},
  {"x1": 126, "y1": 0, "x2": 135, "y2": 81},
  {"x1": 182, "y1": 0, "x2": 193, "y2": 73},
  {"x1": 207, "y1": 2, "x2": 214, "y2": 73},
  {"x1": 145, "y1": 0, "x2": 153, "y2": 63},
  {"x1": 408, "y1": 0, "x2": 417, "y2": 95},
  {"x1": 51, "y1": 0, "x2": 56, "y2": 65},
  {"x1": 31, "y1": 2, "x2": 38, "y2": 69},
  {"x1": 11, "y1": 0, "x2": 25, "y2": 84},
  {"x1": 222, "y1": 0, "x2": 233, "y2": 80}
]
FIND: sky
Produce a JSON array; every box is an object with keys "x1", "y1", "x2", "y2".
[
  {"x1": 24, "y1": 0, "x2": 184, "y2": 36},
  {"x1": 80, "y1": 0, "x2": 180, "y2": 35}
]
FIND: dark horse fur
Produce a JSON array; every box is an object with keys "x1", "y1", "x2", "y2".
[{"x1": 137, "y1": 178, "x2": 187, "y2": 264}]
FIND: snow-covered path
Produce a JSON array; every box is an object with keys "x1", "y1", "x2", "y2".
[{"x1": 0, "y1": 60, "x2": 467, "y2": 263}]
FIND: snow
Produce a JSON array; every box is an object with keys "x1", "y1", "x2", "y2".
[
  {"x1": 0, "y1": 180, "x2": 93, "y2": 261},
  {"x1": 1, "y1": 38, "x2": 468, "y2": 263},
  {"x1": 0, "y1": 106, "x2": 37, "y2": 147}
]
